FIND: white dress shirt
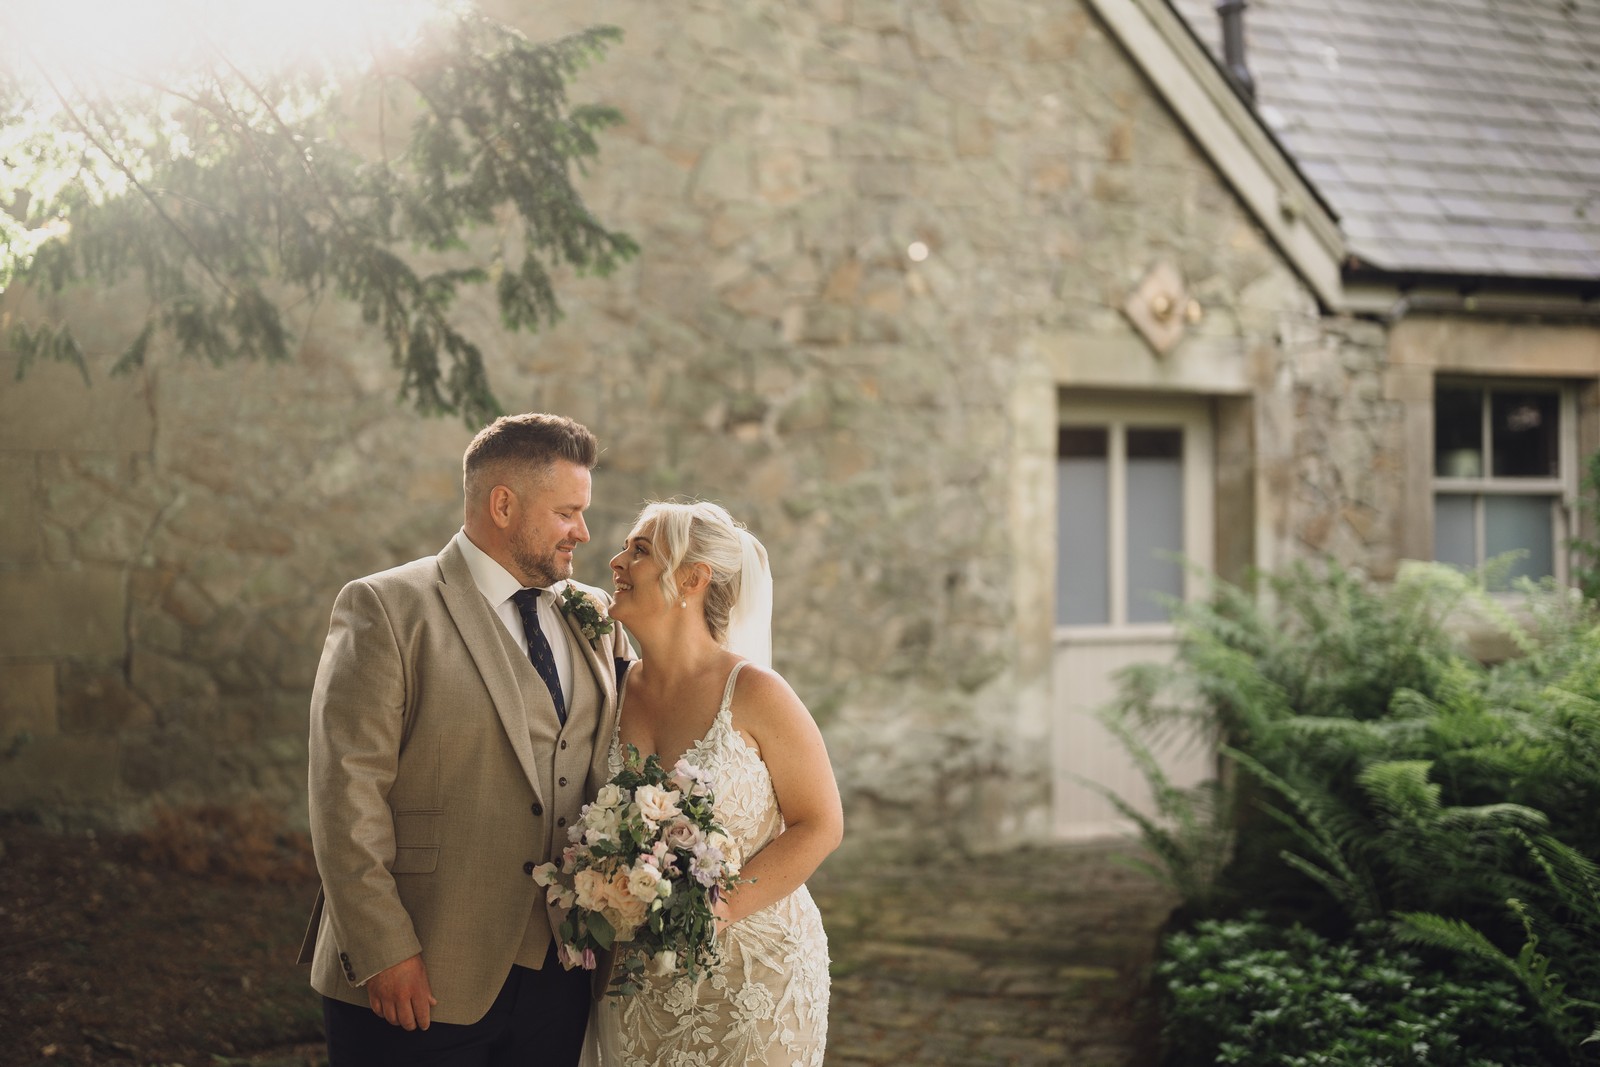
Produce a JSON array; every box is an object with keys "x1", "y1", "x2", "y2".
[{"x1": 453, "y1": 529, "x2": 574, "y2": 709}]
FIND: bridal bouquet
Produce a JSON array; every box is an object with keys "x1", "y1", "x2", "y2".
[{"x1": 532, "y1": 744, "x2": 744, "y2": 996}]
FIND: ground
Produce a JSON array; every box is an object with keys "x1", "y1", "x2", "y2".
[
  {"x1": 3, "y1": 809, "x2": 326, "y2": 1067},
  {"x1": 3, "y1": 811, "x2": 1176, "y2": 1067}
]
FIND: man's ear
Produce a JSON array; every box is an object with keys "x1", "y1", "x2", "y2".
[{"x1": 488, "y1": 484, "x2": 516, "y2": 529}]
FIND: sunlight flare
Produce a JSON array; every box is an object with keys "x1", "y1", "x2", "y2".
[{"x1": 1, "y1": 0, "x2": 452, "y2": 87}]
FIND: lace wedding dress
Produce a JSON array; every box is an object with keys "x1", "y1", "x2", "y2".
[{"x1": 592, "y1": 661, "x2": 830, "y2": 1067}]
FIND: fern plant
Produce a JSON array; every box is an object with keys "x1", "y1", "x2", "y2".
[{"x1": 1105, "y1": 560, "x2": 1600, "y2": 1063}]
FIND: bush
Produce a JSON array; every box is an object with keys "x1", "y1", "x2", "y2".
[
  {"x1": 1109, "y1": 562, "x2": 1600, "y2": 1062},
  {"x1": 1159, "y1": 916, "x2": 1555, "y2": 1066}
]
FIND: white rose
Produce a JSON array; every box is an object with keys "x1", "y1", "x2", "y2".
[
  {"x1": 627, "y1": 863, "x2": 664, "y2": 902},
  {"x1": 706, "y1": 830, "x2": 742, "y2": 875},
  {"x1": 648, "y1": 950, "x2": 678, "y2": 976},
  {"x1": 635, "y1": 784, "x2": 683, "y2": 826},
  {"x1": 573, "y1": 868, "x2": 607, "y2": 911},
  {"x1": 594, "y1": 784, "x2": 625, "y2": 811},
  {"x1": 583, "y1": 805, "x2": 622, "y2": 844}
]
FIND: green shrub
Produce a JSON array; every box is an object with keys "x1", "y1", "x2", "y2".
[
  {"x1": 1109, "y1": 561, "x2": 1600, "y2": 1061},
  {"x1": 1159, "y1": 916, "x2": 1555, "y2": 1066}
]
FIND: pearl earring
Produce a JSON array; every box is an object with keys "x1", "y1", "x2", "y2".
[{"x1": 679, "y1": 598, "x2": 688, "y2": 609}]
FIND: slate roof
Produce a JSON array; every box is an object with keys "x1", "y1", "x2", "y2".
[{"x1": 1168, "y1": 0, "x2": 1600, "y2": 283}]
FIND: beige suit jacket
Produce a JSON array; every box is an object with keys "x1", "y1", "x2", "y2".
[{"x1": 298, "y1": 537, "x2": 628, "y2": 1024}]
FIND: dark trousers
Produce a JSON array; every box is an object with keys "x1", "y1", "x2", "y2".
[{"x1": 322, "y1": 944, "x2": 590, "y2": 1067}]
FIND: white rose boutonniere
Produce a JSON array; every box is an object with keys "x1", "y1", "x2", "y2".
[{"x1": 558, "y1": 584, "x2": 615, "y2": 650}]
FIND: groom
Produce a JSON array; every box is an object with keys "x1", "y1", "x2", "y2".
[{"x1": 300, "y1": 413, "x2": 629, "y2": 1066}]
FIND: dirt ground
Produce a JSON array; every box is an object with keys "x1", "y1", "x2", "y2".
[
  {"x1": 3, "y1": 810, "x2": 1175, "y2": 1067},
  {"x1": 2, "y1": 810, "x2": 326, "y2": 1067}
]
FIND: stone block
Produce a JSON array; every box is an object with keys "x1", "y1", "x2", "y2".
[
  {"x1": 0, "y1": 662, "x2": 56, "y2": 741},
  {"x1": 0, "y1": 455, "x2": 39, "y2": 561},
  {"x1": 0, "y1": 357, "x2": 155, "y2": 453},
  {"x1": 131, "y1": 648, "x2": 220, "y2": 709},
  {"x1": 58, "y1": 663, "x2": 154, "y2": 735},
  {"x1": 0, "y1": 734, "x2": 121, "y2": 810},
  {"x1": 691, "y1": 142, "x2": 754, "y2": 205},
  {"x1": 0, "y1": 568, "x2": 126, "y2": 657}
]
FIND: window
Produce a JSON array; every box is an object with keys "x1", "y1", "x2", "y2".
[
  {"x1": 1056, "y1": 401, "x2": 1210, "y2": 628},
  {"x1": 1433, "y1": 381, "x2": 1575, "y2": 586}
]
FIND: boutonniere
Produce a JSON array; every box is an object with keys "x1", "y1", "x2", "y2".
[{"x1": 558, "y1": 584, "x2": 615, "y2": 650}]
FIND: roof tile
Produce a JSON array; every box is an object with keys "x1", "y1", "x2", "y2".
[{"x1": 1168, "y1": 0, "x2": 1600, "y2": 280}]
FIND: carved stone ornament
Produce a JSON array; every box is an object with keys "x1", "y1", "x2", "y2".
[{"x1": 1123, "y1": 261, "x2": 1191, "y2": 356}]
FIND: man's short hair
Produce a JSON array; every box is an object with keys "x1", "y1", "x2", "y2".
[{"x1": 463, "y1": 413, "x2": 598, "y2": 498}]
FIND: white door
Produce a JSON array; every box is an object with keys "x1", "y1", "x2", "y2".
[{"x1": 1053, "y1": 395, "x2": 1217, "y2": 839}]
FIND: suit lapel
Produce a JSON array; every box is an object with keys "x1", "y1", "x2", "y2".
[
  {"x1": 436, "y1": 540, "x2": 545, "y2": 800},
  {"x1": 555, "y1": 582, "x2": 622, "y2": 793},
  {"x1": 554, "y1": 582, "x2": 617, "y2": 716}
]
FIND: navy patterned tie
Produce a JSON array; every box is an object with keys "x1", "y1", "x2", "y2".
[{"x1": 511, "y1": 588, "x2": 566, "y2": 725}]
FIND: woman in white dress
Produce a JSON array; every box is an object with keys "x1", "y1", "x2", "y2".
[{"x1": 594, "y1": 500, "x2": 842, "y2": 1067}]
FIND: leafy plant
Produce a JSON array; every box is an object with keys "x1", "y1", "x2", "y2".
[
  {"x1": 1159, "y1": 916, "x2": 1556, "y2": 1066},
  {"x1": 1567, "y1": 449, "x2": 1600, "y2": 603},
  {"x1": 1, "y1": 4, "x2": 637, "y2": 424},
  {"x1": 1107, "y1": 561, "x2": 1600, "y2": 1062}
]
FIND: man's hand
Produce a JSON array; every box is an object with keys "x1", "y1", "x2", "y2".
[{"x1": 366, "y1": 954, "x2": 438, "y2": 1030}]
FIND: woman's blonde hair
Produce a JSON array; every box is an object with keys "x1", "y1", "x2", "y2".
[{"x1": 633, "y1": 500, "x2": 766, "y2": 644}]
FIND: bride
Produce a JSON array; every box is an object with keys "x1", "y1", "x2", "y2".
[{"x1": 589, "y1": 499, "x2": 842, "y2": 1066}]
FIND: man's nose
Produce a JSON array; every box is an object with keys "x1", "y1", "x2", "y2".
[{"x1": 573, "y1": 515, "x2": 591, "y2": 543}]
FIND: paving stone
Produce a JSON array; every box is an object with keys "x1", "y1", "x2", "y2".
[{"x1": 810, "y1": 840, "x2": 1175, "y2": 1066}]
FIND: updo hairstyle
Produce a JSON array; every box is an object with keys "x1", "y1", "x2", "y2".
[{"x1": 634, "y1": 500, "x2": 765, "y2": 644}]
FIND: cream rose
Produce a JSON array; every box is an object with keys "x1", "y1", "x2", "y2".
[
  {"x1": 634, "y1": 784, "x2": 682, "y2": 826},
  {"x1": 707, "y1": 830, "x2": 742, "y2": 876},
  {"x1": 573, "y1": 868, "x2": 608, "y2": 911},
  {"x1": 626, "y1": 863, "x2": 664, "y2": 903}
]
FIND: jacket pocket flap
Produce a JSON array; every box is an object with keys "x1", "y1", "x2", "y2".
[{"x1": 391, "y1": 845, "x2": 439, "y2": 874}]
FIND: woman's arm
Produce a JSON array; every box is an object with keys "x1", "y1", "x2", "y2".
[{"x1": 718, "y1": 665, "x2": 844, "y2": 925}]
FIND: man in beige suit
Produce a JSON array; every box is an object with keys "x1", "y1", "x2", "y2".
[{"x1": 300, "y1": 413, "x2": 629, "y2": 1066}]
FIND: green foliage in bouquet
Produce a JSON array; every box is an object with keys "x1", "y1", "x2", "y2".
[
  {"x1": 1105, "y1": 560, "x2": 1600, "y2": 1062},
  {"x1": 533, "y1": 744, "x2": 746, "y2": 998}
]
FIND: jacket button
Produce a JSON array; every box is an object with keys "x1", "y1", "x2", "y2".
[
  {"x1": 523, "y1": 861, "x2": 536, "y2": 875},
  {"x1": 531, "y1": 802, "x2": 543, "y2": 816},
  {"x1": 560, "y1": 740, "x2": 568, "y2": 750},
  {"x1": 339, "y1": 952, "x2": 350, "y2": 962},
  {"x1": 558, "y1": 776, "x2": 568, "y2": 787},
  {"x1": 557, "y1": 817, "x2": 567, "y2": 828}
]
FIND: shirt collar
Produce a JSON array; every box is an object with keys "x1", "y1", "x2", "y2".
[{"x1": 453, "y1": 529, "x2": 557, "y2": 609}]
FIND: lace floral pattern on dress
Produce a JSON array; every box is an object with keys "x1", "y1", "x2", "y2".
[{"x1": 597, "y1": 662, "x2": 829, "y2": 1067}]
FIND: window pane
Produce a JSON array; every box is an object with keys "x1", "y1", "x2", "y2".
[
  {"x1": 1435, "y1": 386, "x2": 1484, "y2": 478},
  {"x1": 1058, "y1": 428, "x2": 1109, "y2": 626},
  {"x1": 1433, "y1": 494, "x2": 1477, "y2": 568},
  {"x1": 1485, "y1": 494, "x2": 1555, "y2": 583},
  {"x1": 1491, "y1": 391, "x2": 1558, "y2": 478},
  {"x1": 1126, "y1": 429, "x2": 1184, "y2": 623}
]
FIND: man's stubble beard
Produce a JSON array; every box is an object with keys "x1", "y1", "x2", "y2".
[{"x1": 510, "y1": 526, "x2": 573, "y2": 588}]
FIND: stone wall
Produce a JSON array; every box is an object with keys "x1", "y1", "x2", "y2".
[{"x1": 0, "y1": 0, "x2": 1412, "y2": 853}]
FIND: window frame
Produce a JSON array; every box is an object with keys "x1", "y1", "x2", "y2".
[
  {"x1": 1431, "y1": 377, "x2": 1579, "y2": 587},
  {"x1": 1055, "y1": 395, "x2": 1214, "y2": 639}
]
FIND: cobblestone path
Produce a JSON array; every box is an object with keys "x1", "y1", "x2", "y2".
[
  {"x1": 242, "y1": 841, "x2": 1176, "y2": 1067},
  {"x1": 809, "y1": 841, "x2": 1178, "y2": 1067}
]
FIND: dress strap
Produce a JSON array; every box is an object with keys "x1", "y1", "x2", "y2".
[{"x1": 718, "y1": 660, "x2": 748, "y2": 717}]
